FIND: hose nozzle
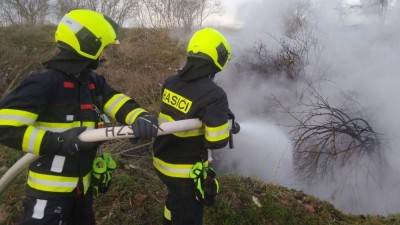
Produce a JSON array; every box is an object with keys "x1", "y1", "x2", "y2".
[{"x1": 231, "y1": 122, "x2": 240, "y2": 134}]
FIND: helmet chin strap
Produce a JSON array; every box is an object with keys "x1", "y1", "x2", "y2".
[{"x1": 209, "y1": 74, "x2": 216, "y2": 80}]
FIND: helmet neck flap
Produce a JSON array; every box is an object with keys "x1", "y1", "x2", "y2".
[{"x1": 178, "y1": 57, "x2": 220, "y2": 82}]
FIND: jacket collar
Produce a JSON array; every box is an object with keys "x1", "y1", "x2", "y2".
[
  {"x1": 178, "y1": 58, "x2": 220, "y2": 82},
  {"x1": 44, "y1": 50, "x2": 98, "y2": 76}
]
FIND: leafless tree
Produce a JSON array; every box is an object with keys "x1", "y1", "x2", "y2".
[
  {"x1": 340, "y1": 0, "x2": 392, "y2": 23},
  {"x1": 137, "y1": 0, "x2": 184, "y2": 28},
  {"x1": 279, "y1": 93, "x2": 384, "y2": 181},
  {"x1": 95, "y1": 0, "x2": 139, "y2": 26},
  {"x1": 136, "y1": 0, "x2": 222, "y2": 32},
  {"x1": 194, "y1": 0, "x2": 223, "y2": 28},
  {"x1": 362, "y1": 0, "x2": 389, "y2": 21},
  {"x1": 84, "y1": 0, "x2": 98, "y2": 11},
  {"x1": 53, "y1": 0, "x2": 87, "y2": 21},
  {"x1": 1, "y1": 0, "x2": 50, "y2": 25},
  {"x1": 136, "y1": 0, "x2": 165, "y2": 28},
  {"x1": 53, "y1": 0, "x2": 139, "y2": 27}
]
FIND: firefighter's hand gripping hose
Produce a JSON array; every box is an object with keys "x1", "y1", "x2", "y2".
[
  {"x1": 47, "y1": 127, "x2": 102, "y2": 156},
  {"x1": 131, "y1": 113, "x2": 160, "y2": 140}
]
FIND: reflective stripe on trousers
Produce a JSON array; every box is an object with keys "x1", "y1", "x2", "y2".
[
  {"x1": 153, "y1": 157, "x2": 209, "y2": 179},
  {"x1": 27, "y1": 170, "x2": 91, "y2": 194}
]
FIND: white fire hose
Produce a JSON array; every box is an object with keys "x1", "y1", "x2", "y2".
[{"x1": 0, "y1": 118, "x2": 203, "y2": 195}]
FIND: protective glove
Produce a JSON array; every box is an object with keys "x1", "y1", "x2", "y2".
[
  {"x1": 190, "y1": 163, "x2": 220, "y2": 207},
  {"x1": 203, "y1": 168, "x2": 220, "y2": 207},
  {"x1": 92, "y1": 153, "x2": 116, "y2": 197},
  {"x1": 48, "y1": 127, "x2": 101, "y2": 156},
  {"x1": 131, "y1": 113, "x2": 159, "y2": 140}
]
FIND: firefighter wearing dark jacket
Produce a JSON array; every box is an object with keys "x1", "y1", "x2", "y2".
[
  {"x1": 153, "y1": 28, "x2": 232, "y2": 225},
  {"x1": 0, "y1": 10, "x2": 158, "y2": 225}
]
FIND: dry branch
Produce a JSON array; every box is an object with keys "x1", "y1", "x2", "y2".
[{"x1": 287, "y1": 95, "x2": 383, "y2": 181}]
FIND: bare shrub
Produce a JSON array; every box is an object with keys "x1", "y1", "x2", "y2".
[
  {"x1": 282, "y1": 0, "x2": 311, "y2": 38},
  {"x1": 275, "y1": 93, "x2": 384, "y2": 181},
  {"x1": 251, "y1": 27, "x2": 318, "y2": 81},
  {"x1": 247, "y1": 1, "x2": 318, "y2": 81}
]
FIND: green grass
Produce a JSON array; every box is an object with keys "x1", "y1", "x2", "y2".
[{"x1": 1, "y1": 145, "x2": 400, "y2": 225}]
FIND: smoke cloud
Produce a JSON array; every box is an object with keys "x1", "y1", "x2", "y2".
[{"x1": 214, "y1": 0, "x2": 400, "y2": 215}]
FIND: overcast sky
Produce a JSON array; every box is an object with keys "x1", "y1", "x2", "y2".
[
  {"x1": 205, "y1": 0, "x2": 399, "y2": 27},
  {"x1": 204, "y1": 0, "x2": 261, "y2": 28}
]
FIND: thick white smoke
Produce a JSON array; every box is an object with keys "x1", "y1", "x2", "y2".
[
  {"x1": 214, "y1": 0, "x2": 400, "y2": 215},
  {"x1": 213, "y1": 120, "x2": 295, "y2": 186}
]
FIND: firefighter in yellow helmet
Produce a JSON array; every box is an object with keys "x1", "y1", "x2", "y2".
[
  {"x1": 0, "y1": 9, "x2": 158, "y2": 224},
  {"x1": 153, "y1": 28, "x2": 234, "y2": 225}
]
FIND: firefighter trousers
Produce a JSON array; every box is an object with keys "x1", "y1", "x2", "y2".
[
  {"x1": 162, "y1": 181, "x2": 204, "y2": 225},
  {"x1": 20, "y1": 193, "x2": 95, "y2": 225}
]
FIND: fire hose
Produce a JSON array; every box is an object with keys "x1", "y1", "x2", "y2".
[{"x1": 0, "y1": 118, "x2": 240, "y2": 195}]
